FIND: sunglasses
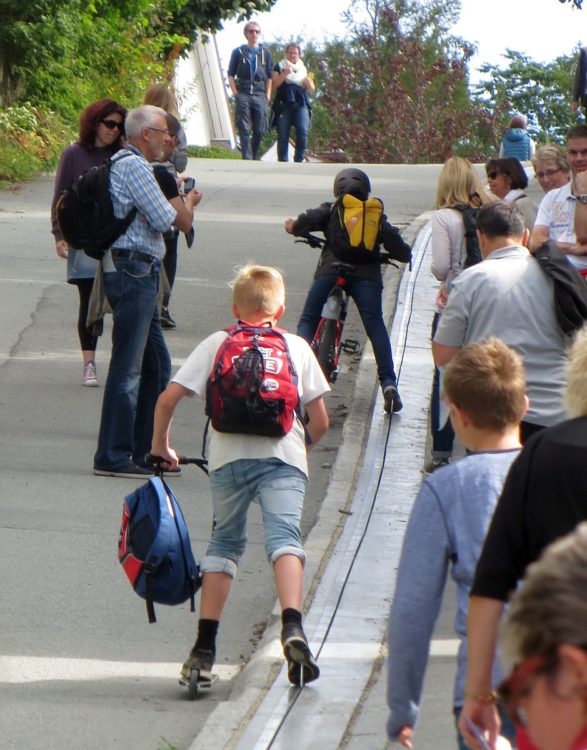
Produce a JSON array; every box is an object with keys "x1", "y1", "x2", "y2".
[
  {"x1": 536, "y1": 168, "x2": 562, "y2": 179},
  {"x1": 487, "y1": 171, "x2": 503, "y2": 180},
  {"x1": 246, "y1": 28, "x2": 261, "y2": 34},
  {"x1": 497, "y1": 656, "x2": 545, "y2": 727},
  {"x1": 101, "y1": 119, "x2": 123, "y2": 130}
]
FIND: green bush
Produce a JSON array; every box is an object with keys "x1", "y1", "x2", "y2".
[
  {"x1": 186, "y1": 144, "x2": 241, "y2": 159},
  {"x1": 0, "y1": 104, "x2": 74, "y2": 184}
]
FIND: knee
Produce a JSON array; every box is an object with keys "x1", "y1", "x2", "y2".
[
  {"x1": 200, "y1": 555, "x2": 238, "y2": 578},
  {"x1": 270, "y1": 545, "x2": 306, "y2": 567}
]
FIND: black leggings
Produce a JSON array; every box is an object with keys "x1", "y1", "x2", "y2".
[
  {"x1": 162, "y1": 232, "x2": 179, "y2": 308},
  {"x1": 75, "y1": 278, "x2": 97, "y2": 352}
]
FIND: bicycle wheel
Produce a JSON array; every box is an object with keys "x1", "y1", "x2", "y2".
[{"x1": 316, "y1": 318, "x2": 339, "y2": 382}]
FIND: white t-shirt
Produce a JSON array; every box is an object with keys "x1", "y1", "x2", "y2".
[
  {"x1": 535, "y1": 182, "x2": 587, "y2": 270},
  {"x1": 172, "y1": 329, "x2": 330, "y2": 476}
]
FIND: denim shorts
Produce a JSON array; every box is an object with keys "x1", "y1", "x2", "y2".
[{"x1": 202, "y1": 457, "x2": 308, "y2": 577}]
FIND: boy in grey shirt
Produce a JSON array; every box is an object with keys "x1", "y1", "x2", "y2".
[{"x1": 386, "y1": 338, "x2": 527, "y2": 749}]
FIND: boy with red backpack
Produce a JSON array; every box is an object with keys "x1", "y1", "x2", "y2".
[
  {"x1": 285, "y1": 168, "x2": 412, "y2": 413},
  {"x1": 150, "y1": 264, "x2": 329, "y2": 688}
]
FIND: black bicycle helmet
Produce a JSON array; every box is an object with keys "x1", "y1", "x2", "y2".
[{"x1": 333, "y1": 168, "x2": 371, "y2": 200}]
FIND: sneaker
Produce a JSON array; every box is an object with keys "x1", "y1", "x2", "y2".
[
  {"x1": 281, "y1": 622, "x2": 320, "y2": 686},
  {"x1": 93, "y1": 463, "x2": 154, "y2": 479},
  {"x1": 160, "y1": 308, "x2": 176, "y2": 329},
  {"x1": 383, "y1": 384, "x2": 403, "y2": 414},
  {"x1": 180, "y1": 647, "x2": 214, "y2": 686},
  {"x1": 425, "y1": 457, "x2": 450, "y2": 474},
  {"x1": 82, "y1": 360, "x2": 98, "y2": 387}
]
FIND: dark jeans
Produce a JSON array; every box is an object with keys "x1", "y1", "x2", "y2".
[
  {"x1": 162, "y1": 231, "x2": 178, "y2": 308},
  {"x1": 430, "y1": 312, "x2": 455, "y2": 459},
  {"x1": 276, "y1": 104, "x2": 310, "y2": 162},
  {"x1": 94, "y1": 256, "x2": 171, "y2": 469},
  {"x1": 235, "y1": 91, "x2": 268, "y2": 160},
  {"x1": 297, "y1": 274, "x2": 397, "y2": 389}
]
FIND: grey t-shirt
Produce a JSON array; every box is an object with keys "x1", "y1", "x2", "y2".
[{"x1": 434, "y1": 245, "x2": 568, "y2": 427}]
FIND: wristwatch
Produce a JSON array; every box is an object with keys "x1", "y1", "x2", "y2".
[{"x1": 577, "y1": 194, "x2": 587, "y2": 204}]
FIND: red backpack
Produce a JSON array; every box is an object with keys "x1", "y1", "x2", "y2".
[{"x1": 205, "y1": 324, "x2": 300, "y2": 437}]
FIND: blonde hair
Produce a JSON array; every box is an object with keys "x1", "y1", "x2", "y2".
[
  {"x1": 532, "y1": 144, "x2": 570, "y2": 174},
  {"x1": 442, "y1": 337, "x2": 527, "y2": 430},
  {"x1": 435, "y1": 157, "x2": 491, "y2": 209},
  {"x1": 143, "y1": 84, "x2": 179, "y2": 118},
  {"x1": 564, "y1": 326, "x2": 587, "y2": 417},
  {"x1": 500, "y1": 522, "x2": 587, "y2": 669},
  {"x1": 230, "y1": 265, "x2": 285, "y2": 317}
]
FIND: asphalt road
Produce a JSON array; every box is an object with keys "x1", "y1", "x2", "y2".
[{"x1": 0, "y1": 159, "x2": 440, "y2": 750}]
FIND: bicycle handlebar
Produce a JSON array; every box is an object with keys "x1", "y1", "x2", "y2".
[
  {"x1": 293, "y1": 234, "x2": 398, "y2": 267},
  {"x1": 145, "y1": 453, "x2": 209, "y2": 475}
]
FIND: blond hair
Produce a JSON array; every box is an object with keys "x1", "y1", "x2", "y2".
[
  {"x1": 143, "y1": 84, "x2": 179, "y2": 118},
  {"x1": 230, "y1": 265, "x2": 285, "y2": 317},
  {"x1": 500, "y1": 522, "x2": 587, "y2": 669},
  {"x1": 564, "y1": 326, "x2": 587, "y2": 417},
  {"x1": 532, "y1": 144, "x2": 570, "y2": 174},
  {"x1": 442, "y1": 337, "x2": 526, "y2": 430},
  {"x1": 435, "y1": 156, "x2": 492, "y2": 209}
]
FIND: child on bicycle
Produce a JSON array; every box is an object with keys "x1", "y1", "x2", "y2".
[
  {"x1": 284, "y1": 168, "x2": 412, "y2": 413},
  {"x1": 150, "y1": 264, "x2": 330, "y2": 688}
]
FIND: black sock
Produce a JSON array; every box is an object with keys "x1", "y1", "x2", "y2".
[
  {"x1": 281, "y1": 608, "x2": 302, "y2": 627},
  {"x1": 194, "y1": 618, "x2": 219, "y2": 656}
]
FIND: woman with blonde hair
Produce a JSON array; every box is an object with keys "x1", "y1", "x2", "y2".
[
  {"x1": 427, "y1": 157, "x2": 492, "y2": 472},
  {"x1": 531, "y1": 144, "x2": 570, "y2": 193}
]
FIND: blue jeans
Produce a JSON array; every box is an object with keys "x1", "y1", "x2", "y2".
[
  {"x1": 94, "y1": 256, "x2": 171, "y2": 469},
  {"x1": 235, "y1": 91, "x2": 268, "y2": 160},
  {"x1": 277, "y1": 104, "x2": 310, "y2": 162},
  {"x1": 202, "y1": 458, "x2": 307, "y2": 577},
  {"x1": 430, "y1": 312, "x2": 455, "y2": 458},
  {"x1": 297, "y1": 274, "x2": 397, "y2": 389}
]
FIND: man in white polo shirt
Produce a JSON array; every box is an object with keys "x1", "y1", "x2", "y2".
[
  {"x1": 530, "y1": 124, "x2": 587, "y2": 274},
  {"x1": 433, "y1": 202, "x2": 568, "y2": 445}
]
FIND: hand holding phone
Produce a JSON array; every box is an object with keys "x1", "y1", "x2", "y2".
[{"x1": 182, "y1": 177, "x2": 195, "y2": 193}]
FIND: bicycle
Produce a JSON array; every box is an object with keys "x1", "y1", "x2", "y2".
[{"x1": 295, "y1": 234, "x2": 397, "y2": 383}]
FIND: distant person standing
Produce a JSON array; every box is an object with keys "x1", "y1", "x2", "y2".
[
  {"x1": 271, "y1": 42, "x2": 315, "y2": 163},
  {"x1": 227, "y1": 21, "x2": 273, "y2": 160},
  {"x1": 571, "y1": 46, "x2": 587, "y2": 115},
  {"x1": 499, "y1": 114, "x2": 535, "y2": 161},
  {"x1": 51, "y1": 97, "x2": 126, "y2": 387}
]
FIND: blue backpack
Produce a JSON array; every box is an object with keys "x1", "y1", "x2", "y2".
[{"x1": 118, "y1": 476, "x2": 201, "y2": 623}]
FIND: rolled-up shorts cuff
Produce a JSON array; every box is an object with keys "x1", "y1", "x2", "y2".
[
  {"x1": 200, "y1": 555, "x2": 238, "y2": 578},
  {"x1": 270, "y1": 545, "x2": 306, "y2": 567}
]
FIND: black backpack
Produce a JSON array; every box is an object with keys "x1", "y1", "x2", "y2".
[
  {"x1": 452, "y1": 204, "x2": 482, "y2": 268},
  {"x1": 533, "y1": 240, "x2": 587, "y2": 335},
  {"x1": 56, "y1": 151, "x2": 137, "y2": 260}
]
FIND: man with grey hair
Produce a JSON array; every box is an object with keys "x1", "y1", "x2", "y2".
[
  {"x1": 432, "y1": 201, "x2": 568, "y2": 444},
  {"x1": 94, "y1": 104, "x2": 202, "y2": 478}
]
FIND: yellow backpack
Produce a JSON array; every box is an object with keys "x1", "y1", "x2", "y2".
[{"x1": 329, "y1": 194, "x2": 384, "y2": 262}]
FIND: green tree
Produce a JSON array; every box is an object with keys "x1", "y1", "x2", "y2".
[{"x1": 474, "y1": 50, "x2": 577, "y2": 148}]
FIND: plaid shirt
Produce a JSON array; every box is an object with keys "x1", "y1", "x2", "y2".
[{"x1": 109, "y1": 145, "x2": 176, "y2": 260}]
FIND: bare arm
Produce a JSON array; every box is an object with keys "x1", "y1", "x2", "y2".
[
  {"x1": 432, "y1": 341, "x2": 460, "y2": 368},
  {"x1": 170, "y1": 189, "x2": 202, "y2": 233},
  {"x1": 574, "y1": 172, "x2": 587, "y2": 245},
  {"x1": 151, "y1": 382, "x2": 192, "y2": 468},
  {"x1": 528, "y1": 224, "x2": 550, "y2": 252},
  {"x1": 458, "y1": 596, "x2": 505, "y2": 750},
  {"x1": 304, "y1": 396, "x2": 329, "y2": 449}
]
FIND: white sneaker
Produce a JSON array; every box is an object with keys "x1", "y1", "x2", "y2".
[{"x1": 82, "y1": 361, "x2": 98, "y2": 387}]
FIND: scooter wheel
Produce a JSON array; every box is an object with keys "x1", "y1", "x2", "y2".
[{"x1": 187, "y1": 668, "x2": 199, "y2": 700}]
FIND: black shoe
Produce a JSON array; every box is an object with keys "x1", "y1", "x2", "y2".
[
  {"x1": 383, "y1": 384, "x2": 403, "y2": 414},
  {"x1": 160, "y1": 308, "x2": 176, "y2": 329},
  {"x1": 93, "y1": 463, "x2": 153, "y2": 479},
  {"x1": 281, "y1": 622, "x2": 320, "y2": 686},
  {"x1": 425, "y1": 457, "x2": 450, "y2": 474}
]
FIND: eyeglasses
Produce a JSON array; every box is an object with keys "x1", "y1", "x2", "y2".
[
  {"x1": 536, "y1": 168, "x2": 562, "y2": 179},
  {"x1": 487, "y1": 171, "x2": 500, "y2": 180},
  {"x1": 146, "y1": 126, "x2": 170, "y2": 136},
  {"x1": 497, "y1": 656, "x2": 545, "y2": 727},
  {"x1": 246, "y1": 28, "x2": 261, "y2": 34},
  {"x1": 101, "y1": 119, "x2": 123, "y2": 130}
]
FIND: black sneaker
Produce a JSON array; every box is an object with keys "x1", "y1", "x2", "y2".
[
  {"x1": 160, "y1": 308, "x2": 176, "y2": 329},
  {"x1": 425, "y1": 457, "x2": 450, "y2": 474},
  {"x1": 383, "y1": 384, "x2": 403, "y2": 414},
  {"x1": 180, "y1": 647, "x2": 214, "y2": 686},
  {"x1": 93, "y1": 463, "x2": 153, "y2": 479},
  {"x1": 281, "y1": 622, "x2": 320, "y2": 686}
]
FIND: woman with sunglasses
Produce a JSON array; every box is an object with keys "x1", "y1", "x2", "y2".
[
  {"x1": 531, "y1": 144, "x2": 570, "y2": 193},
  {"x1": 498, "y1": 522, "x2": 587, "y2": 750},
  {"x1": 51, "y1": 98, "x2": 126, "y2": 386},
  {"x1": 485, "y1": 157, "x2": 537, "y2": 230}
]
